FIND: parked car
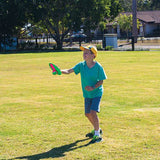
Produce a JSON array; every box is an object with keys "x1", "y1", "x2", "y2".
[{"x1": 64, "y1": 34, "x2": 87, "y2": 43}]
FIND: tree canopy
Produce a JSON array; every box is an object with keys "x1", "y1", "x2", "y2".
[
  {"x1": 119, "y1": 0, "x2": 160, "y2": 12},
  {"x1": 0, "y1": 0, "x2": 28, "y2": 51},
  {"x1": 2, "y1": 0, "x2": 158, "y2": 51},
  {"x1": 27, "y1": 0, "x2": 112, "y2": 49},
  {"x1": 1, "y1": 0, "x2": 121, "y2": 50},
  {"x1": 114, "y1": 13, "x2": 141, "y2": 38}
]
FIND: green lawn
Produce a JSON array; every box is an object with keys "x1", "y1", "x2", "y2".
[{"x1": 0, "y1": 51, "x2": 160, "y2": 160}]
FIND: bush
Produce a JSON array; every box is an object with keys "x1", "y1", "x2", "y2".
[
  {"x1": 18, "y1": 41, "x2": 35, "y2": 50},
  {"x1": 96, "y1": 44, "x2": 103, "y2": 50},
  {"x1": 105, "y1": 46, "x2": 113, "y2": 51}
]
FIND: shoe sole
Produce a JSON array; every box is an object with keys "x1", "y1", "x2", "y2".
[{"x1": 90, "y1": 138, "x2": 103, "y2": 144}]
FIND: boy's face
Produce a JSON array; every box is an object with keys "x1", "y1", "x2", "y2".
[{"x1": 83, "y1": 49, "x2": 95, "y2": 61}]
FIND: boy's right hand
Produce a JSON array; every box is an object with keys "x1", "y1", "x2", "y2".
[{"x1": 85, "y1": 86, "x2": 94, "y2": 91}]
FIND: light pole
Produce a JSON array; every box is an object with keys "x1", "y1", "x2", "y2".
[{"x1": 132, "y1": 0, "x2": 138, "y2": 51}]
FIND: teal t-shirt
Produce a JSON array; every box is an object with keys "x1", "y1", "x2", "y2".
[{"x1": 73, "y1": 61, "x2": 107, "y2": 98}]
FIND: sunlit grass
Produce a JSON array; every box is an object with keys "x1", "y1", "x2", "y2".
[{"x1": 0, "y1": 51, "x2": 160, "y2": 160}]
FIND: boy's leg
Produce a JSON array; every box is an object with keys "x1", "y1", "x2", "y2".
[
  {"x1": 85, "y1": 97, "x2": 102, "y2": 139},
  {"x1": 85, "y1": 109, "x2": 99, "y2": 131},
  {"x1": 85, "y1": 98, "x2": 95, "y2": 126},
  {"x1": 90, "y1": 96, "x2": 101, "y2": 134},
  {"x1": 89, "y1": 110, "x2": 103, "y2": 143},
  {"x1": 85, "y1": 113, "x2": 95, "y2": 127},
  {"x1": 90, "y1": 110, "x2": 99, "y2": 132}
]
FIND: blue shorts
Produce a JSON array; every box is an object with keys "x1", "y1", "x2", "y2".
[{"x1": 84, "y1": 97, "x2": 102, "y2": 114}]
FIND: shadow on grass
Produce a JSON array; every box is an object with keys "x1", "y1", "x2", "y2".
[{"x1": 11, "y1": 138, "x2": 91, "y2": 160}]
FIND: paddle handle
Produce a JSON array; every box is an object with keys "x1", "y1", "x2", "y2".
[{"x1": 49, "y1": 63, "x2": 57, "y2": 74}]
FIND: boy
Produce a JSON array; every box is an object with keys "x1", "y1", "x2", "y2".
[{"x1": 61, "y1": 45, "x2": 107, "y2": 143}]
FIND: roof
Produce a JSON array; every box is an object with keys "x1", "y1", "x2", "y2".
[{"x1": 121, "y1": 10, "x2": 160, "y2": 23}]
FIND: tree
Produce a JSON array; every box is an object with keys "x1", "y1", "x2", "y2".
[
  {"x1": 119, "y1": 0, "x2": 160, "y2": 11},
  {"x1": 0, "y1": 0, "x2": 122, "y2": 51},
  {"x1": 151, "y1": 0, "x2": 160, "y2": 10},
  {"x1": 115, "y1": 13, "x2": 141, "y2": 39},
  {"x1": 79, "y1": 0, "x2": 110, "y2": 36},
  {"x1": 98, "y1": 0, "x2": 122, "y2": 39},
  {"x1": 28, "y1": 0, "x2": 111, "y2": 50},
  {"x1": 109, "y1": 0, "x2": 122, "y2": 20},
  {"x1": 0, "y1": 0, "x2": 28, "y2": 51}
]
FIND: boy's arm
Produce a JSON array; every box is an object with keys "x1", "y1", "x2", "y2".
[
  {"x1": 61, "y1": 68, "x2": 74, "y2": 74},
  {"x1": 85, "y1": 80, "x2": 103, "y2": 91},
  {"x1": 94, "y1": 80, "x2": 103, "y2": 89}
]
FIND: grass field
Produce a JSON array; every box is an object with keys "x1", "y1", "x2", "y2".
[{"x1": 0, "y1": 51, "x2": 160, "y2": 160}]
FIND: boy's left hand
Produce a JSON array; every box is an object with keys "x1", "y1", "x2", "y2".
[{"x1": 85, "y1": 86, "x2": 94, "y2": 91}]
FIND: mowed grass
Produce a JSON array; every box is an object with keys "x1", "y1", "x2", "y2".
[{"x1": 0, "y1": 51, "x2": 160, "y2": 160}]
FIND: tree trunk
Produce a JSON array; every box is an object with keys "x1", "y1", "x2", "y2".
[
  {"x1": 47, "y1": 34, "x2": 49, "y2": 44},
  {"x1": 0, "y1": 37, "x2": 2, "y2": 52},
  {"x1": 56, "y1": 39, "x2": 63, "y2": 50},
  {"x1": 0, "y1": 43, "x2": 2, "y2": 52},
  {"x1": 35, "y1": 37, "x2": 38, "y2": 48}
]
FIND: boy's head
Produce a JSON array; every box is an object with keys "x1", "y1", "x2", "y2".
[{"x1": 80, "y1": 45, "x2": 97, "y2": 58}]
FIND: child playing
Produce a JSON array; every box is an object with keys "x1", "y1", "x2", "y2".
[{"x1": 61, "y1": 45, "x2": 107, "y2": 143}]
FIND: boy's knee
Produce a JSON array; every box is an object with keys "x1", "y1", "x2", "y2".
[
  {"x1": 90, "y1": 110, "x2": 96, "y2": 115},
  {"x1": 85, "y1": 113, "x2": 90, "y2": 117},
  {"x1": 85, "y1": 111, "x2": 97, "y2": 118}
]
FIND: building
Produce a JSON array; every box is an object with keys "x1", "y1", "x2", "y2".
[{"x1": 106, "y1": 10, "x2": 160, "y2": 38}]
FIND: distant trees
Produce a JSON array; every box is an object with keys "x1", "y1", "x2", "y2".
[
  {"x1": 0, "y1": 0, "x2": 28, "y2": 51},
  {"x1": 119, "y1": 0, "x2": 160, "y2": 12},
  {"x1": 114, "y1": 14, "x2": 141, "y2": 39},
  {"x1": 151, "y1": 0, "x2": 160, "y2": 10},
  {"x1": 109, "y1": 0, "x2": 122, "y2": 20}
]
